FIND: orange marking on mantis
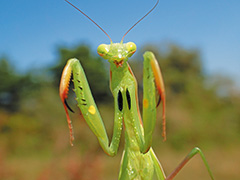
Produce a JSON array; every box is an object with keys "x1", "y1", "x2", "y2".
[
  {"x1": 143, "y1": 99, "x2": 149, "y2": 108},
  {"x1": 114, "y1": 60, "x2": 124, "y2": 68},
  {"x1": 59, "y1": 64, "x2": 75, "y2": 146},
  {"x1": 150, "y1": 59, "x2": 166, "y2": 141},
  {"x1": 59, "y1": 64, "x2": 71, "y2": 101}
]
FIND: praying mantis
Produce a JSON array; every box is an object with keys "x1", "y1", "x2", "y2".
[{"x1": 59, "y1": 0, "x2": 215, "y2": 179}]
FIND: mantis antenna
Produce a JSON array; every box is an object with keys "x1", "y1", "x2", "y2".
[
  {"x1": 121, "y1": 0, "x2": 159, "y2": 42},
  {"x1": 65, "y1": 0, "x2": 112, "y2": 42},
  {"x1": 65, "y1": 0, "x2": 159, "y2": 43}
]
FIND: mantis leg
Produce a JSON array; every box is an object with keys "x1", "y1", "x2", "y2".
[
  {"x1": 166, "y1": 147, "x2": 214, "y2": 180},
  {"x1": 141, "y1": 51, "x2": 166, "y2": 153},
  {"x1": 59, "y1": 58, "x2": 123, "y2": 156},
  {"x1": 149, "y1": 148, "x2": 166, "y2": 180},
  {"x1": 118, "y1": 150, "x2": 130, "y2": 180}
]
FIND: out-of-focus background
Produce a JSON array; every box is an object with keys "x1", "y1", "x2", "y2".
[{"x1": 0, "y1": 0, "x2": 239, "y2": 180}]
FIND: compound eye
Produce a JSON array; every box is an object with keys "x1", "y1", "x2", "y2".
[
  {"x1": 97, "y1": 44, "x2": 109, "y2": 59},
  {"x1": 126, "y1": 42, "x2": 137, "y2": 57}
]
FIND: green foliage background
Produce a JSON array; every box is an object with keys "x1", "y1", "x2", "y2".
[{"x1": 0, "y1": 43, "x2": 239, "y2": 180}]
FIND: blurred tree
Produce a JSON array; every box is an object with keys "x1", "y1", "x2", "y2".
[
  {"x1": 0, "y1": 58, "x2": 39, "y2": 112},
  {"x1": 163, "y1": 45, "x2": 203, "y2": 94},
  {"x1": 50, "y1": 45, "x2": 110, "y2": 101}
]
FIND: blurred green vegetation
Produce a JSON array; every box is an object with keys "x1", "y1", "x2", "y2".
[{"x1": 0, "y1": 43, "x2": 239, "y2": 180}]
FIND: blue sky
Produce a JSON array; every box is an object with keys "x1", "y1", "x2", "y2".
[{"x1": 0, "y1": 0, "x2": 239, "y2": 87}]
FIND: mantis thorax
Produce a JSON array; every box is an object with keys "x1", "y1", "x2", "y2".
[{"x1": 97, "y1": 42, "x2": 136, "y2": 67}]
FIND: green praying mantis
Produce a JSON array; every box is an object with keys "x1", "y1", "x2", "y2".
[{"x1": 59, "y1": 0, "x2": 215, "y2": 179}]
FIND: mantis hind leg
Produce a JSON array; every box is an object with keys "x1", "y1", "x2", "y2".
[
  {"x1": 118, "y1": 150, "x2": 129, "y2": 180},
  {"x1": 149, "y1": 148, "x2": 166, "y2": 180},
  {"x1": 166, "y1": 147, "x2": 214, "y2": 180}
]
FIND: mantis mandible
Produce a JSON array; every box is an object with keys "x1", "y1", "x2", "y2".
[{"x1": 59, "y1": 0, "x2": 215, "y2": 179}]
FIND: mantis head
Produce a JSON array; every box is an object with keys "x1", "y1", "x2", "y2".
[{"x1": 97, "y1": 42, "x2": 137, "y2": 67}]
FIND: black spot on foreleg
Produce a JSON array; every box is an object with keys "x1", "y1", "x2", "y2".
[
  {"x1": 118, "y1": 91, "x2": 123, "y2": 111},
  {"x1": 126, "y1": 89, "x2": 131, "y2": 110}
]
